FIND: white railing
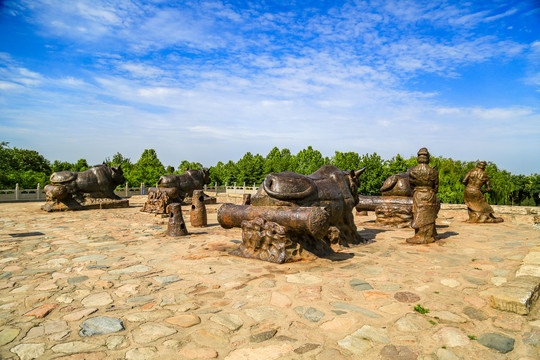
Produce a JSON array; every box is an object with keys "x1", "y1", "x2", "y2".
[{"x1": 0, "y1": 182, "x2": 261, "y2": 202}]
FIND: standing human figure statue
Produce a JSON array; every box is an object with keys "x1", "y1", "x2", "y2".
[
  {"x1": 407, "y1": 148, "x2": 440, "y2": 244},
  {"x1": 462, "y1": 161, "x2": 503, "y2": 223}
]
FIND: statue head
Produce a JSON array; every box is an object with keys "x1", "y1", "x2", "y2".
[
  {"x1": 477, "y1": 161, "x2": 487, "y2": 170},
  {"x1": 417, "y1": 147, "x2": 430, "y2": 164}
]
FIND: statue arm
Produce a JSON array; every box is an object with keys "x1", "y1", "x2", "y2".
[
  {"x1": 462, "y1": 172, "x2": 469, "y2": 185},
  {"x1": 434, "y1": 174, "x2": 439, "y2": 193},
  {"x1": 483, "y1": 178, "x2": 492, "y2": 193}
]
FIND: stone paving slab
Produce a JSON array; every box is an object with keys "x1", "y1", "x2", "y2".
[{"x1": 0, "y1": 199, "x2": 539, "y2": 359}]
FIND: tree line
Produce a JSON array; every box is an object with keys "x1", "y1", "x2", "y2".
[{"x1": 1, "y1": 142, "x2": 538, "y2": 206}]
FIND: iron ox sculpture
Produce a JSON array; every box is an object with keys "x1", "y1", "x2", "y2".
[
  {"x1": 42, "y1": 165, "x2": 128, "y2": 212},
  {"x1": 218, "y1": 165, "x2": 366, "y2": 263},
  {"x1": 141, "y1": 169, "x2": 215, "y2": 214},
  {"x1": 356, "y1": 168, "x2": 414, "y2": 228}
]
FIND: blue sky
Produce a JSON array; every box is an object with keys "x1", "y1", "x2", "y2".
[{"x1": 0, "y1": 0, "x2": 539, "y2": 174}]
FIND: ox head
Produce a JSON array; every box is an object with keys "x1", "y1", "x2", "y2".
[
  {"x1": 345, "y1": 168, "x2": 366, "y2": 203},
  {"x1": 111, "y1": 165, "x2": 126, "y2": 186},
  {"x1": 201, "y1": 168, "x2": 211, "y2": 185}
]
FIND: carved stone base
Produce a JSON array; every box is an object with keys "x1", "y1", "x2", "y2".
[
  {"x1": 141, "y1": 190, "x2": 172, "y2": 214},
  {"x1": 467, "y1": 209, "x2": 504, "y2": 223},
  {"x1": 41, "y1": 198, "x2": 129, "y2": 212},
  {"x1": 231, "y1": 217, "x2": 323, "y2": 263},
  {"x1": 375, "y1": 203, "x2": 413, "y2": 228}
]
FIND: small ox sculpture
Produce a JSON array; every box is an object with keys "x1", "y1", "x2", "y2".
[
  {"x1": 141, "y1": 169, "x2": 214, "y2": 214},
  {"x1": 218, "y1": 165, "x2": 366, "y2": 263},
  {"x1": 42, "y1": 165, "x2": 127, "y2": 212},
  {"x1": 356, "y1": 168, "x2": 414, "y2": 227}
]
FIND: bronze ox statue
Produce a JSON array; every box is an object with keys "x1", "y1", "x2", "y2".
[
  {"x1": 356, "y1": 168, "x2": 414, "y2": 228},
  {"x1": 141, "y1": 169, "x2": 214, "y2": 214},
  {"x1": 42, "y1": 165, "x2": 128, "y2": 212},
  {"x1": 218, "y1": 165, "x2": 366, "y2": 263},
  {"x1": 157, "y1": 169, "x2": 211, "y2": 201}
]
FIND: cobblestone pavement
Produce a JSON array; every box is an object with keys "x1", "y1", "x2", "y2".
[{"x1": 0, "y1": 198, "x2": 539, "y2": 359}]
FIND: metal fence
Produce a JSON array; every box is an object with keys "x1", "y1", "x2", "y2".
[{"x1": 0, "y1": 182, "x2": 260, "y2": 202}]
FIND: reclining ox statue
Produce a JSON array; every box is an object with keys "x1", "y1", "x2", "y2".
[
  {"x1": 42, "y1": 165, "x2": 127, "y2": 212},
  {"x1": 218, "y1": 165, "x2": 366, "y2": 263},
  {"x1": 356, "y1": 168, "x2": 414, "y2": 227},
  {"x1": 141, "y1": 169, "x2": 213, "y2": 214}
]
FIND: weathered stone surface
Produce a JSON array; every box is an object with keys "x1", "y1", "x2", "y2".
[
  {"x1": 152, "y1": 274, "x2": 180, "y2": 285},
  {"x1": 125, "y1": 347, "x2": 157, "y2": 360},
  {"x1": 109, "y1": 264, "x2": 151, "y2": 274},
  {"x1": 51, "y1": 341, "x2": 101, "y2": 353},
  {"x1": 320, "y1": 317, "x2": 355, "y2": 331},
  {"x1": 79, "y1": 316, "x2": 124, "y2": 336},
  {"x1": 394, "y1": 291, "x2": 420, "y2": 303},
  {"x1": 24, "y1": 303, "x2": 58, "y2": 318},
  {"x1": 179, "y1": 346, "x2": 218, "y2": 359},
  {"x1": 441, "y1": 279, "x2": 461, "y2": 288},
  {"x1": 380, "y1": 345, "x2": 417, "y2": 360},
  {"x1": 428, "y1": 311, "x2": 466, "y2": 323},
  {"x1": 477, "y1": 333, "x2": 515, "y2": 353},
  {"x1": 463, "y1": 306, "x2": 488, "y2": 321},
  {"x1": 271, "y1": 292, "x2": 292, "y2": 308},
  {"x1": 53, "y1": 352, "x2": 107, "y2": 360},
  {"x1": 350, "y1": 278, "x2": 373, "y2": 291},
  {"x1": 337, "y1": 333, "x2": 372, "y2": 355},
  {"x1": 224, "y1": 344, "x2": 294, "y2": 359},
  {"x1": 250, "y1": 329, "x2": 277, "y2": 343},
  {"x1": 63, "y1": 308, "x2": 98, "y2": 321},
  {"x1": 433, "y1": 327, "x2": 470, "y2": 347},
  {"x1": 132, "y1": 323, "x2": 177, "y2": 344},
  {"x1": 286, "y1": 273, "x2": 322, "y2": 284},
  {"x1": 436, "y1": 348, "x2": 460, "y2": 360},
  {"x1": 395, "y1": 313, "x2": 432, "y2": 332},
  {"x1": 106, "y1": 335, "x2": 126, "y2": 350},
  {"x1": 351, "y1": 325, "x2": 389, "y2": 344},
  {"x1": 165, "y1": 314, "x2": 201, "y2": 327},
  {"x1": 81, "y1": 292, "x2": 113, "y2": 307},
  {"x1": 210, "y1": 313, "x2": 243, "y2": 331},
  {"x1": 192, "y1": 328, "x2": 230, "y2": 347},
  {"x1": 331, "y1": 302, "x2": 381, "y2": 318},
  {"x1": 295, "y1": 306, "x2": 325, "y2": 322},
  {"x1": 10, "y1": 343, "x2": 46, "y2": 360},
  {"x1": 0, "y1": 328, "x2": 20, "y2": 346}
]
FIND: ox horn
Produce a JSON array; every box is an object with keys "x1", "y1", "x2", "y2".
[{"x1": 354, "y1": 168, "x2": 366, "y2": 178}]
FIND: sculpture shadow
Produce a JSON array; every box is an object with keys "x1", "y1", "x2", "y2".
[
  {"x1": 438, "y1": 231, "x2": 459, "y2": 240},
  {"x1": 436, "y1": 225, "x2": 449, "y2": 229},
  {"x1": 357, "y1": 228, "x2": 390, "y2": 242},
  {"x1": 324, "y1": 252, "x2": 355, "y2": 262}
]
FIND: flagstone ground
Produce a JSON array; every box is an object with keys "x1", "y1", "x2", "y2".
[{"x1": 0, "y1": 196, "x2": 538, "y2": 359}]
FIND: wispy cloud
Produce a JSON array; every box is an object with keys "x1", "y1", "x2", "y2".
[{"x1": 0, "y1": 0, "x2": 539, "y2": 173}]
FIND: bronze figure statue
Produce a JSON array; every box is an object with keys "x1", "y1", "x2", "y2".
[
  {"x1": 42, "y1": 165, "x2": 128, "y2": 212},
  {"x1": 407, "y1": 148, "x2": 440, "y2": 244},
  {"x1": 141, "y1": 169, "x2": 215, "y2": 214},
  {"x1": 218, "y1": 165, "x2": 366, "y2": 263},
  {"x1": 462, "y1": 161, "x2": 503, "y2": 223}
]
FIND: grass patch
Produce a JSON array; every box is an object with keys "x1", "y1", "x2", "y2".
[{"x1": 414, "y1": 304, "x2": 430, "y2": 314}]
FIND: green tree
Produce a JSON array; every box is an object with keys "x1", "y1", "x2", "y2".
[
  {"x1": 129, "y1": 149, "x2": 166, "y2": 186},
  {"x1": 264, "y1": 147, "x2": 295, "y2": 174},
  {"x1": 332, "y1": 151, "x2": 362, "y2": 171},
  {"x1": 294, "y1": 146, "x2": 329, "y2": 175},
  {"x1": 175, "y1": 160, "x2": 203, "y2": 174},
  {"x1": 72, "y1": 159, "x2": 89, "y2": 172},
  {"x1": 0, "y1": 142, "x2": 51, "y2": 188},
  {"x1": 236, "y1": 152, "x2": 265, "y2": 185},
  {"x1": 357, "y1": 153, "x2": 387, "y2": 195}
]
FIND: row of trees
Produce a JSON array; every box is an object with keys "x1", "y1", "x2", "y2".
[{"x1": 1, "y1": 142, "x2": 538, "y2": 206}]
